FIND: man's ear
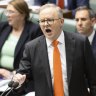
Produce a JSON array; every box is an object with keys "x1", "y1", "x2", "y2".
[
  {"x1": 60, "y1": 18, "x2": 64, "y2": 26},
  {"x1": 91, "y1": 17, "x2": 96, "y2": 26},
  {"x1": 61, "y1": 18, "x2": 64, "y2": 23}
]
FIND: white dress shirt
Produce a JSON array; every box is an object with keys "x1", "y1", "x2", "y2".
[
  {"x1": 46, "y1": 31, "x2": 69, "y2": 96},
  {"x1": 88, "y1": 30, "x2": 95, "y2": 45}
]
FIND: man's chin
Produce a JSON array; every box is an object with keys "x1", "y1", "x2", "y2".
[
  {"x1": 8, "y1": 22, "x2": 13, "y2": 26},
  {"x1": 78, "y1": 30, "x2": 84, "y2": 33},
  {"x1": 79, "y1": 31, "x2": 87, "y2": 35}
]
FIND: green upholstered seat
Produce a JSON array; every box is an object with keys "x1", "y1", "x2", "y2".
[
  {"x1": 63, "y1": 19, "x2": 76, "y2": 32},
  {"x1": 0, "y1": 9, "x2": 96, "y2": 33},
  {"x1": 90, "y1": 0, "x2": 96, "y2": 13},
  {"x1": 0, "y1": 9, "x2": 7, "y2": 22}
]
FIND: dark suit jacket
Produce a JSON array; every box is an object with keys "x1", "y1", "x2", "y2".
[
  {"x1": 34, "y1": 0, "x2": 89, "y2": 8},
  {"x1": 0, "y1": 21, "x2": 42, "y2": 70},
  {"x1": 49, "y1": 0, "x2": 89, "y2": 9},
  {"x1": 92, "y1": 31, "x2": 96, "y2": 60},
  {"x1": 17, "y1": 32, "x2": 96, "y2": 96},
  {"x1": 34, "y1": 0, "x2": 48, "y2": 5}
]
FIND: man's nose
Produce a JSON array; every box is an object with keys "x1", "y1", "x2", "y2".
[
  {"x1": 43, "y1": 21, "x2": 49, "y2": 27},
  {"x1": 44, "y1": 21, "x2": 49, "y2": 25},
  {"x1": 6, "y1": 13, "x2": 11, "y2": 17},
  {"x1": 78, "y1": 20, "x2": 82, "y2": 25}
]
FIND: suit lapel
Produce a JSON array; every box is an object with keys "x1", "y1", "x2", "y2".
[
  {"x1": 92, "y1": 31, "x2": 96, "y2": 59},
  {"x1": 39, "y1": 36, "x2": 53, "y2": 94},
  {"x1": 92, "y1": 31, "x2": 96, "y2": 46},
  {"x1": 64, "y1": 32, "x2": 75, "y2": 85},
  {"x1": 0, "y1": 26, "x2": 12, "y2": 51},
  {"x1": 14, "y1": 23, "x2": 29, "y2": 58}
]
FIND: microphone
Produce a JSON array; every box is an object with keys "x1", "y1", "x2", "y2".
[
  {"x1": 8, "y1": 81, "x2": 14, "y2": 87},
  {"x1": 0, "y1": 81, "x2": 15, "y2": 96},
  {"x1": 4, "y1": 81, "x2": 19, "y2": 96},
  {"x1": 8, "y1": 81, "x2": 19, "y2": 88},
  {"x1": 0, "y1": 81, "x2": 19, "y2": 96},
  {"x1": 11, "y1": 82, "x2": 19, "y2": 88},
  {"x1": 0, "y1": 87, "x2": 9, "y2": 96}
]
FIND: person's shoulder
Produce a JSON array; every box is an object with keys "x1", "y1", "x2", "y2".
[
  {"x1": 65, "y1": 31, "x2": 87, "y2": 41},
  {"x1": 26, "y1": 21, "x2": 39, "y2": 27},
  {"x1": 26, "y1": 35, "x2": 44, "y2": 47},
  {"x1": 0, "y1": 21, "x2": 9, "y2": 27},
  {"x1": 0, "y1": 21, "x2": 10, "y2": 32},
  {"x1": 26, "y1": 21, "x2": 40, "y2": 30},
  {"x1": 26, "y1": 20, "x2": 42, "y2": 35}
]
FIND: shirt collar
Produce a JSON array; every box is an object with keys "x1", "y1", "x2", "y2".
[
  {"x1": 88, "y1": 30, "x2": 95, "y2": 44},
  {"x1": 46, "y1": 31, "x2": 64, "y2": 47}
]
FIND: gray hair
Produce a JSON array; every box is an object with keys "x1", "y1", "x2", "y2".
[
  {"x1": 39, "y1": 3, "x2": 63, "y2": 18},
  {"x1": 75, "y1": 6, "x2": 96, "y2": 19}
]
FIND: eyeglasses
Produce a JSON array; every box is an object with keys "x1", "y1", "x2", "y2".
[
  {"x1": 39, "y1": 18, "x2": 61, "y2": 25},
  {"x1": 3, "y1": 10, "x2": 18, "y2": 16}
]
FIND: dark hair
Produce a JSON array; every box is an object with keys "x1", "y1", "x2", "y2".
[
  {"x1": 9, "y1": 0, "x2": 31, "y2": 21},
  {"x1": 75, "y1": 6, "x2": 96, "y2": 19}
]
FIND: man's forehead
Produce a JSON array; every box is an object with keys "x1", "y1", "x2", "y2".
[
  {"x1": 75, "y1": 10, "x2": 90, "y2": 18},
  {"x1": 40, "y1": 7, "x2": 57, "y2": 14},
  {"x1": 76, "y1": 10, "x2": 89, "y2": 16},
  {"x1": 39, "y1": 9, "x2": 58, "y2": 18}
]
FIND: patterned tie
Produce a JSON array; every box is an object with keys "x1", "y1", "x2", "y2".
[
  {"x1": 58, "y1": 0, "x2": 64, "y2": 9},
  {"x1": 53, "y1": 40, "x2": 64, "y2": 96}
]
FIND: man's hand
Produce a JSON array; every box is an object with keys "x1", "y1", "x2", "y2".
[
  {"x1": 0, "y1": 68, "x2": 13, "y2": 79},
  {"x1": 13, "y1": 73, "x2": 26, "y2": 85}
]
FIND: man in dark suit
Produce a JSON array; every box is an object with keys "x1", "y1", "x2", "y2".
[
  {"x1": 33, "y1": 0, "x2": 89, "y2": 17},
  {"x1": 34, "y1": 0, "x2": 48, "y2": 5},
  {"x1": 75, "y1": 6, "x2": 96, "y2": 60},
  {"x1": 13, "y1": 4, "x2": 96, "y2": 96}
]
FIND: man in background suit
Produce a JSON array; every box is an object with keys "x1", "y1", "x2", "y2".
[
  {"x1": 31, "y1": 0, "x2": 89, "y2": 17},
  {"x1": 34, "y1": 0, "x2": 48, "y2": 5},
  {"x1": 75, "y1": 6, "x2": 96, "y2": 60},
  {"x1": 49, "y1": 0, "x2": 89, "y2": 17},
  {"x1": 13, "y1": 4, "x2": 96, "y2": 96}
]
